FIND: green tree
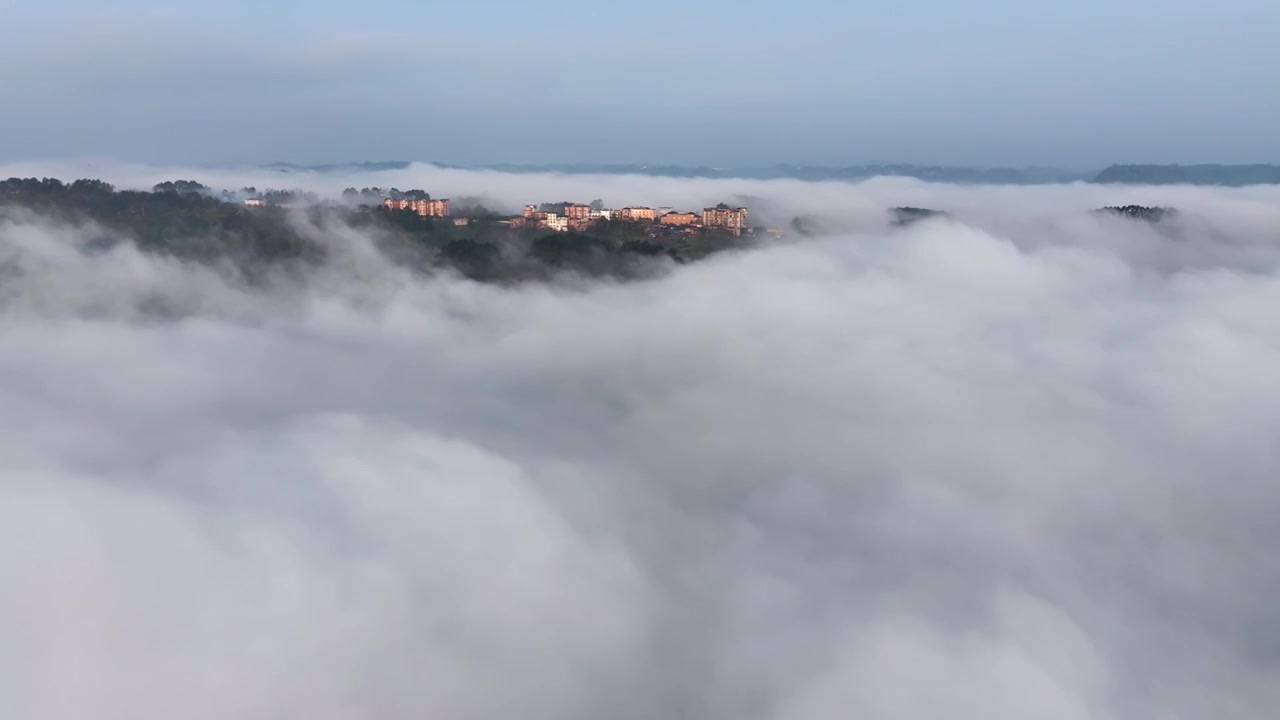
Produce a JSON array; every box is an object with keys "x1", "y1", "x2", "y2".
[{"x1": 435, "y1": 239, "x2": 501, "y2": 280}]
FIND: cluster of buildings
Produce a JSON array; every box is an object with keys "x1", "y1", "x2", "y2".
[
  {"x1": 509, "y1": 203, "x2": 581, "y2": 232},
  {"x1": 381, "y1": 197, "x2": 469, "y2": 225},
  {"x1": 383, "y1": 197, "x2": 451, "y2": 217},
  {"x1": 245, "y1": 189, "x2": 752, "y2": 236},
  {"x1": 514, "y1": 203, "x2": 751, "y2": 235},
  {"x1": 515, "y1": 204, "x2": 601, "y2": 232}
]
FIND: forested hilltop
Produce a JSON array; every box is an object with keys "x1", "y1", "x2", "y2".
[
  {"x1": 1, "y1": 177, "x2": 1182, "y2": 285},
  {"x1": 0, "y1": 178, "x2": 746, "y2": 282},
  {"x1": 0, "y1": 178, "x2": 320, "y2": 269}
]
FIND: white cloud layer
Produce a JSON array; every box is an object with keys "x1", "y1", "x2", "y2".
[{"x1": 1, "y1": 170, "x2": 1279, "y2": 719}]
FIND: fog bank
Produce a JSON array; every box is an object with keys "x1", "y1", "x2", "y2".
[{"x1": 2, "y1": 175, "x2": 1279, "y2": 719}]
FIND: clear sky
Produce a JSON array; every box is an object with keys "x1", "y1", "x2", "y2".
[{"x1": 2, "y1": 0, "x2": 1278, "y2": 167}]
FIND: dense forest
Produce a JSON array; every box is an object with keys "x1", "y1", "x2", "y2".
[{"x1": 0, "y1": 178, "x2": 320, "y2": 272}]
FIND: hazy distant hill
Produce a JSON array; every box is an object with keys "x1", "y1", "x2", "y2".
[
  {"x1": 262, "y1": 161, "x2": 1280, "y2": 187},
  {"x1": 262, "y1": 161, "x2": 415, "y2": 173},
  {"x1": 1094, "y1": 164, "x2": 1280, "y2": 186},
  {"x1": 480, "y1": 164, "x2": 1092, "y2": 184},
  {"x1": 262, "y1": 161, "x2": 1090, "y2": 184}
]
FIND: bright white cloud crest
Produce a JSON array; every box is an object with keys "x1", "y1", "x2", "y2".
[{"x1": 1, "y1": 166, "x2": 1279, "y2": 720}]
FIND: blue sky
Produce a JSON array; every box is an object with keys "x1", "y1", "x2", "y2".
[{"x1": 2, "y1": 0, "x2": 1278, "y2": 167}]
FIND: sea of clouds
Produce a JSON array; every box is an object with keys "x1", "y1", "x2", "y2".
[{"x1": 2, "y1": 162, "x2": 1279, "y2": 720}]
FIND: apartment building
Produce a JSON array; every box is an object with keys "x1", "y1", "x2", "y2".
[
  {"x1": 618, "y1": 206, "x2": 657, "y2": 222},
  {"x1": 659, "y1": 211, "x2": 699, "y2": 226},
  {"x1": 564, "y1": 204, "x2": 592, "y2": 219},
  {"x1": 702, "y1": 205, "x2": 750, "y2": 231}
]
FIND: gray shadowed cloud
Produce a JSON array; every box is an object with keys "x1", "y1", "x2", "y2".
[{"x1": 1, "y1": 169, "x2": 1280, "y2": 719}]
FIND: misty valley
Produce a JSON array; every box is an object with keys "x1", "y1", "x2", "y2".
[
  {"x1": 6, "y1": 0, "x2": 1280, "y2": 715},
  {"x1": 2, "y1": 167, "x2": 1278, "y2": 720}
]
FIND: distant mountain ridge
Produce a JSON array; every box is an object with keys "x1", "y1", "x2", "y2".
[
  {"x1": 1093, "y1": 164, "x2": 1280, "y2": 186},
  {"x1": 479, "y1": 164, "x2": 1093, "y2": 184},
  {"x1": 262, "y1": 161, "x2": 414, "y2": 173},
  {"x1": 265, "y1": 162, "x2": 1092, "y2": 184},
  {"x1": 261, "y1": 161, "x2": 1280, "y2": 186}
]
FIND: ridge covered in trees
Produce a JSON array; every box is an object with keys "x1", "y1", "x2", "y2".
[
  {"x1": 0, "y1": 177, "x2": 747, "y2": 282},
  {"x1": 0, "y1": 177, "x2": 319, "y2": 270},
  {"x1": 1, "y1": 178, "x2": 1189, "y2": 285},
  {"x1": 1094, "y1": 205, "x2": 1177, "y2": 222}
]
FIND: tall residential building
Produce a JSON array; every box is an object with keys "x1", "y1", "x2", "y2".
[
  {"x1": 702, "y1": 206, "x2": 750, "y2": 232},
  {"x1": 544, "y1": 214, "x2": 569, "y2": 232},
  {"x1": 564, "y1": 204, "x2": 592, "y2": 220},
  {"x1": 384, "y1": 198, "x2": 451, "y2": 217}
]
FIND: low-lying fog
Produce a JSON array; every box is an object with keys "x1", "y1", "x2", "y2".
[{"x1": 2, "y1": 162, "x2": 1279, "y2": 720}]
